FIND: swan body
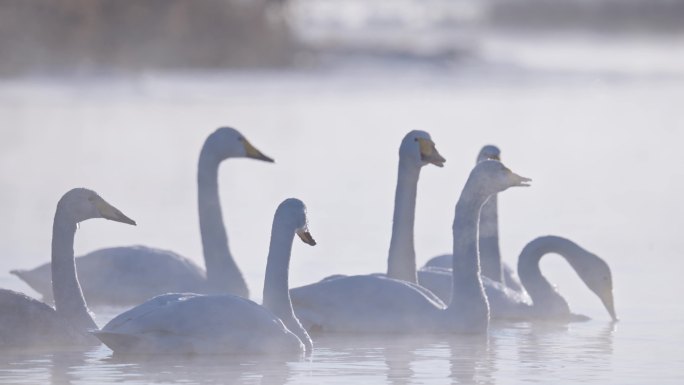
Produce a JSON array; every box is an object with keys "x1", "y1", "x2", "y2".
[
  {"x1": 421, "y1": 145, "x2": 524, "y2": 292},
  {"x1": 418, "y1": 236, "x2": 617, "y2": 321},
  {"x1": 0, "y1": 188, "x2": 135, "y2": 348},
  {"x1": 291, "y1": 275, "x2": 445, "y2": 333},
  {"x1": 95, "y1": 199, "x2": 316, "y2": 356},
  {"x1": 12, "y1": 127, "x2": 273, "y2": 306},
  {"x1": 291, "y1": 160, "x2": 530, "y2": 334}
]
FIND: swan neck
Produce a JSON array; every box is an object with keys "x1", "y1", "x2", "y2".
[
  {"x1": 197, "y1": 146, "x2": 248, "y2": 297},
  {"x1": 387, "y1": 158, "x2": 420, "y2": 283},
  {"x1": 447, "y1": 179, "x2": 489, "y2": 326},
  {"x1": 478, "y1": 195, "x2": 504, "y2": 283},
  {"x1": 51, "y1": 207, "x2": 97, "y2": 332},
  {"x1": 262, "y1": 217, "x2": 312, "y2": 351},
  {"x1": 517, "y1": 237, "x2": 573, "y2": 311}
]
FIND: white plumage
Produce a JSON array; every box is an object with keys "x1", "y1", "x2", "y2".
[
  {"x1": 1, "y1": 188, "x2": 136, "y2": 348},
  {"x1": 94, "y1": 198, "x2": 316, "y2": 355},
  {"x1": 12, "y1": 127, "x2": 273, "y2": 306},
  {"x1": 291, "y1": 160, "x2": 530, "y2": 334}
]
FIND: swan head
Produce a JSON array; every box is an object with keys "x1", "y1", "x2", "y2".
[
  {"x1": 277, "y1": 198, "x2": 316, "y2": 246},
  {"x1": 400, "y1": 131, "x2": 446, "y2": 168},
  {"x1": 207, "y1": 127, "x2": 274, "y2": 163},
  {"x1": 58, "y1": 188, "x2": 136, "y2": 225},
  {"x1": 477, "y1": 145, "x2": 501, "y2": 163},
  {"x1": 574, "y1": 251, "x2": 617, "y2": 321},
  {"x1": 470, "y1": 159, "x2": 531, "y2": 196}
]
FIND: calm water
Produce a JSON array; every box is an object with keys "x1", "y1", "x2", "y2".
[{"x1": 1, "y1": 32, "x2": 684, "y2": 383}]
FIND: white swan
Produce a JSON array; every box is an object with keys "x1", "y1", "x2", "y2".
[
  {"x1": 93, "y1": 198, "x2": 316, "y2": 355},
  {"x1": 0, "y1": 188, "x2": 136, "y2": 347},
  {"x1": 422, "y1": 145, "x2": 523, "y2": 292},
  {"x1": 386, "y1": 130, "x2": 445, "y2": 282},
  {"x1": 290, "y1": 160, "x2": 530, "y2": 333},
  {"x1": 11, "y1": 127, "x2": 273, "y2": 306},
  {"x1": 418, "y1": 236, "x2": 617, "y2": 321},
  {"x1": 294, "y1": 130, "x2": 445, "y2": 307}
]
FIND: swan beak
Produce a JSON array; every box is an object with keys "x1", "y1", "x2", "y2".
[
  {"x1": 600, "y1": 291, "x2": 618, "y2": 322},
  {"x1": 297, "y1": 229, "x2": 316, "y2": 246},
  {"x1": 510, "y1": 172, "x2": 532, "y2": 187},
  {"x1": 242, "y1": 139, "x2": 274, "y2": 163},
  {"x1": 417, "y1": 138, "x2": 446, "y2": 167},
  {"x1": 96, "y1": 199, "x2": 137, "y2": 226}
]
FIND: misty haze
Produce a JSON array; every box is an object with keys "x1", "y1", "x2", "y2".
[{"x1": 0, "y1": 0, "x2": 683, "y2": 384}]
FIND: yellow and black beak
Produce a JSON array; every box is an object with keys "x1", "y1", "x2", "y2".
[
  {"x1": 417, "y1": 138, "x2": 446, "y2": 167},
  {"x1": 296, "y1": 229, "x2": 316, "y2": 246},
  {"x1": 242, "y1": 138, "x2": 274, "y2": 163},
  {"x1": 95, "y1": 198, "x2": 136, "y2": 226}
]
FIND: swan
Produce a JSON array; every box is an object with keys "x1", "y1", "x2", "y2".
[
  {"x1": 290, "y1": 160, "x2": 530, "y2": 333},
  {"x1": 294, "y1": 130, "x2": 446, "y2": 305},
  {"x1": 0, "y1": 188, "x2": 136, "y2": 348},
  {"x1": 294, "y1": 130, "x2": 446, "y2": 307},
  {"x1": 418, "y1": 236, "x2": 617, "y2": 321},
  {"x1": 422, "y1": 145, "x2": 523, "y2": 292},
  {"x1": 93, "y1": 198, "x2": 316, "y2": 355},
  {"x1": 11, "y1": 127, "x2": 273, "y2": 306},
  {"x1": 386, "y1": 130, "x2": 446, "y2": 282}
]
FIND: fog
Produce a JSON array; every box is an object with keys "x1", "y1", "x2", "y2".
[{"x1": 1, "y1": 0, "x2": 683, "y2": 384}]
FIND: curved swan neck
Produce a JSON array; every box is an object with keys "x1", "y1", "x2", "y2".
[
  {"x1": 197, "y1": 144, "x2": 249, "y2": 297},
  {"x1": 51, "y1": 206, "x2": 97, "y2": 332},
  {"x1": 262, "y1": 219, "x2": 295, "y2": 315},
  {"x1": 387, "y1": 157, "x2": 421, "y2": 283},
  {"x1": 517, "y1": 236, "x2": 573, "y2": 312},
  {"x1": 478, "y1": 195, "x2": 504, "y2": 283},
  {"x1": 447, "y1": 177, "x2": 489, "y2": 327},
  {"x1": 261, "y1": 215, "x2": 311, "y2": 351}
]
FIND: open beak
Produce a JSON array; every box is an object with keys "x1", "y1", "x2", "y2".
[
  {"x1": 510, "y1": 172, "x2": 532, "y2": 187},
  {"x1": 296, "y1": 229, "x2": 316, "y2": 246},
  {"x1": 417, "y1": 138, "x2": 446, "y2": 167},
  {"x1": 243, "y1": 139, "x2": 274, "y2": 163},
  {"x1": 96, "y1": 199, "x2": 136, "y2": 226},
  {"x1": 600, "y1": 291, "x2": 618, "y2": 322}
]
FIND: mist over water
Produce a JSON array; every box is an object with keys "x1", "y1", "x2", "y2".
[{"x1": 1, "y1": 0, "x2": 684, "y2": 383}]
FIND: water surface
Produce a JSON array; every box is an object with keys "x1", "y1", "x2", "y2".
[{"x1": 1, "y1": 33, "x2": 683, "y2": 384}]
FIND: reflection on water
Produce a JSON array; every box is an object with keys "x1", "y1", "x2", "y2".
[
  {"x1": 0, "y1": 325, "x2": 616, "y2": 384},
  {"x1": 1, "y1": 10, "x2": 683, "y2": 381}
]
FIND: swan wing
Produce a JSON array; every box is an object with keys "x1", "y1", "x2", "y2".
[
  {"x1": 0, "y1": 289, "x2": 86, "y2": 347},
  {"x1": 290, "y1": 275, "x2": 443, "y2": 333},
  {"x1": 98, "y1": 294, "x2": 303, "y2": 355},
  {"x1": 422, "y1": 254, "x2": 452, "y2": 269},
  {"x1": 12, "y1": 246, "x2": 207, "y2": 306}
]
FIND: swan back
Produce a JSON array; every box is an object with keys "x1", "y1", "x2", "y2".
[
  {"x1": 96, "y1": 293, "x2": 303, "y2": 355},
  {"x1": 0, "y1": 289, "x2": 88, "y2": 347},
  {"x1": 291, "y1": 275, "x2": 445, "y2": 333}
]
